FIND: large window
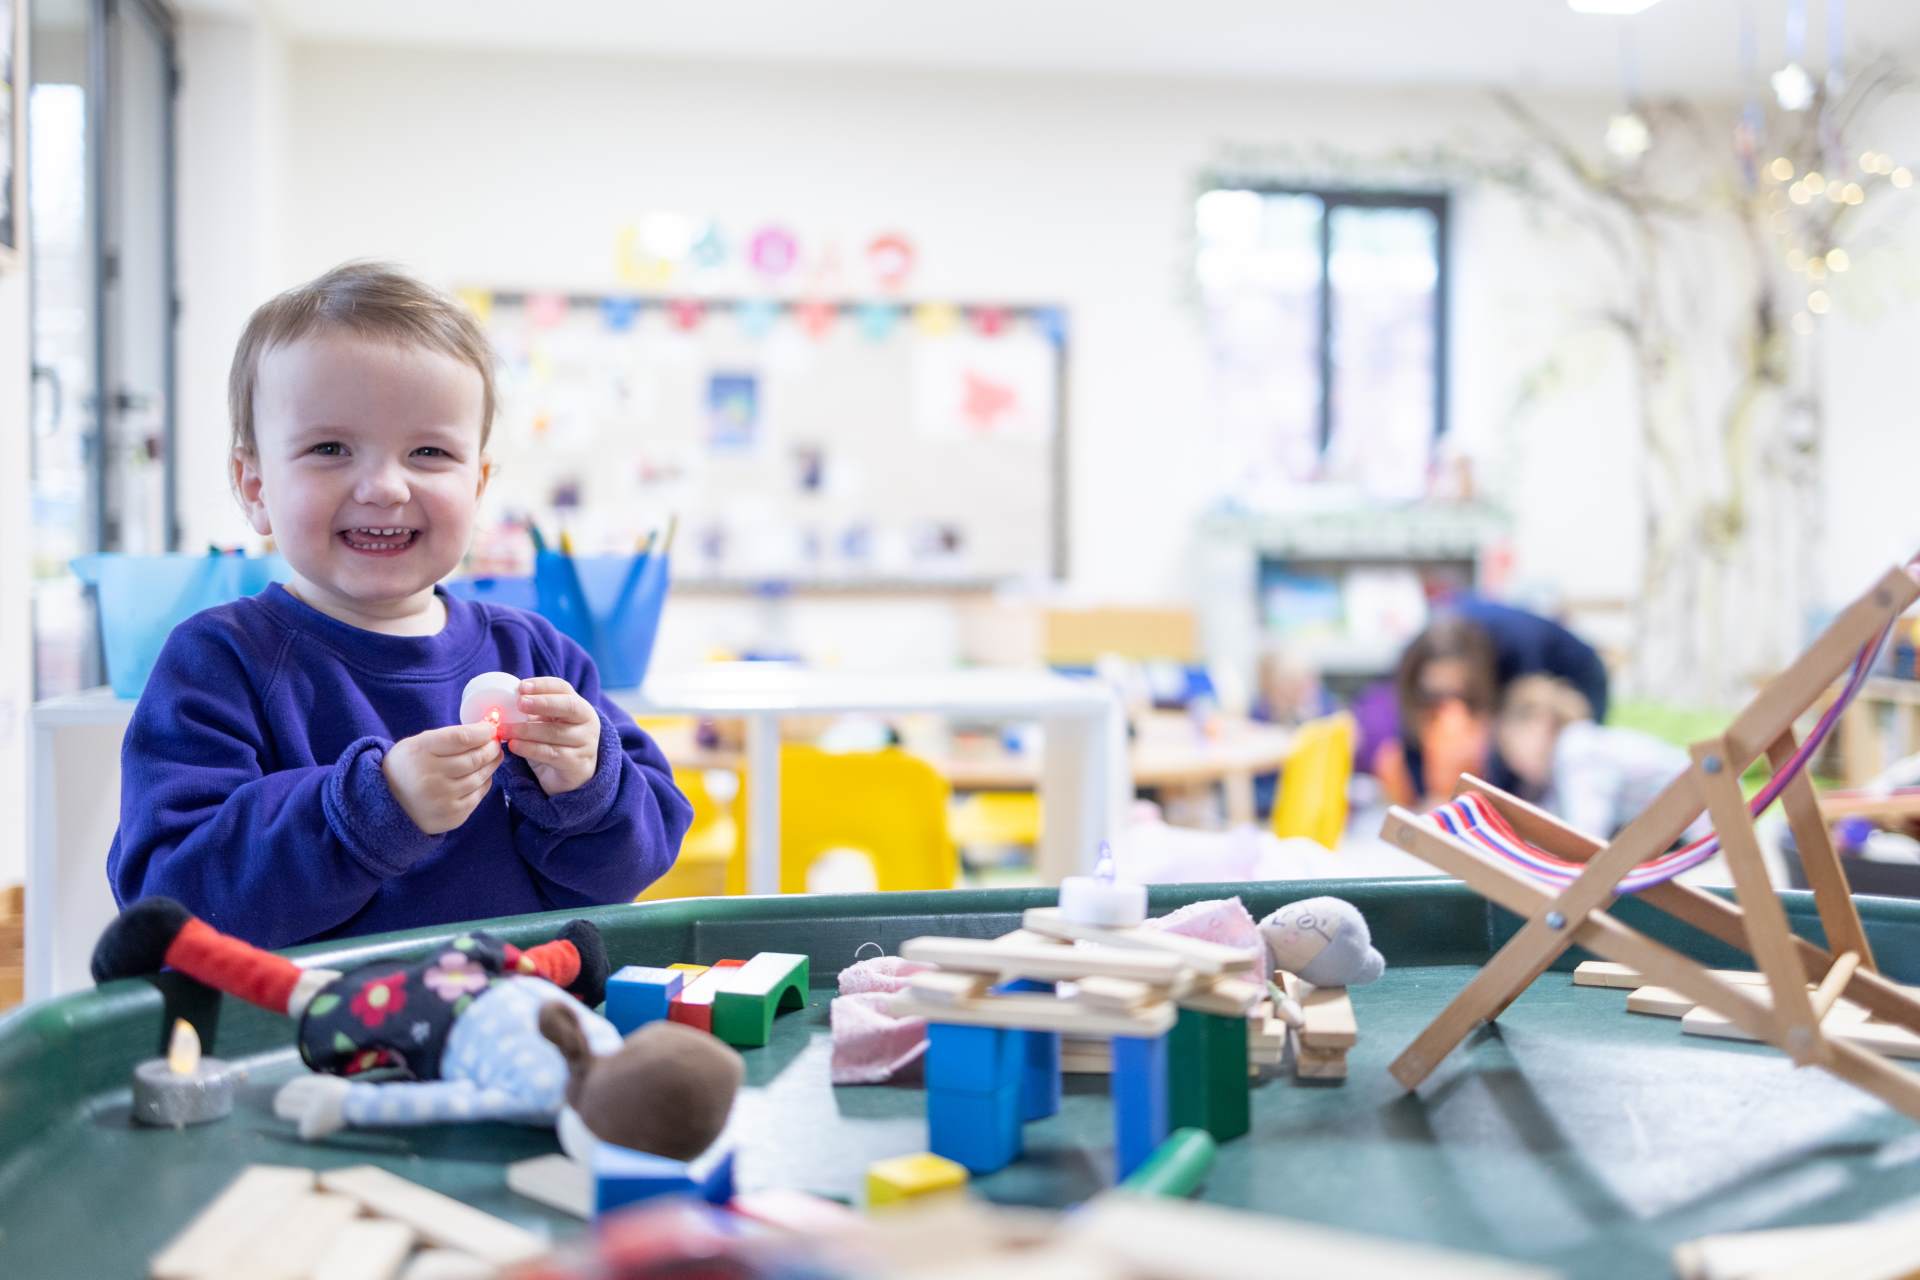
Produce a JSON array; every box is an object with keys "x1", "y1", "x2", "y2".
[{"x1": 1196, "y1": 186, "x2": 1448, "y2": 503}]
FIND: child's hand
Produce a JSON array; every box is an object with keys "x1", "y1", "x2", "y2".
[
  {"x1": 507, "y1": 677, "x2": 602, "y2": 796},
  {"x1": 382, "y1": 722, "x2": 502, "y2": 835}
]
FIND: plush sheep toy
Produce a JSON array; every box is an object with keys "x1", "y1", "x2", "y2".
[{"x1": 1257, "y1": 896, "x2": 1386, "y2": 988}]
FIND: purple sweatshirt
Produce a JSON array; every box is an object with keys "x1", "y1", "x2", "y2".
[{"x1": 108, "y1": 583, "x2": 691, "y2": 948}]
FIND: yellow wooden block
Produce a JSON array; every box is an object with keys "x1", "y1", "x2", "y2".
[
  {"x1": 866, "y1": 1153, "x2": 969, "y2": 1211},
  {"x1": 669, "y1": 963, "x2": 710, "y2": 977}
]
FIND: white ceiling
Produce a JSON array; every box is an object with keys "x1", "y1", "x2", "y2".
[{"x1": 178, "y1": 0, "x2": 1920, "y2": 97}]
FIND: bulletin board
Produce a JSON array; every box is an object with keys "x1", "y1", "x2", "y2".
[{"x1": 472, "y1": 291, "x2": 1069, "y2": 586}]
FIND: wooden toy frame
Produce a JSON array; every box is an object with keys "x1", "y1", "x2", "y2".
[{"x1": 1379, "y1": 564, "x2": 1920, "y2": 1120}]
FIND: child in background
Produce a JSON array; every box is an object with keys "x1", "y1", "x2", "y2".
[
  {"x1": 108, "y1": 263, "x2": 692, "y2": 948},
  {"x1": 1496, "y1": 675, "x2": 1696, "y2": 840}
]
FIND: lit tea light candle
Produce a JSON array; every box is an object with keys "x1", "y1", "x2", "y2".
[
  {"x1": 460, "y1": 671, "x2": 529, "y2": 740},
  {"x1": 1059, "y1": 842, "x2": 1147, "y2": 927},
  {"x1": 132, "y1": 1019, "x2": 235, "y2": 1128}
]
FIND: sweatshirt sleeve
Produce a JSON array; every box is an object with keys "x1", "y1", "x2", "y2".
[
  {"x1": 499, "y1": 632, "x2": 692, "y2": 906},
  {"x1": 107, "y1": 622, "x2": 443, "y2": 948}
]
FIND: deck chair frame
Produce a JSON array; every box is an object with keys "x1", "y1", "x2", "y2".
[{"x1": 1380, "y1": 564, "x2": 1920, "y2": 1120}]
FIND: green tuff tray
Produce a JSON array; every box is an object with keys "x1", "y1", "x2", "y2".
[{"x1": 4, "y1": 878, "x2": 1920, "y2": 1279}]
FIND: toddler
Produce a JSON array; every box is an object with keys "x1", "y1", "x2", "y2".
[
  {"x1": 107, "y1": 263, "x2": 691, "y2": 948},
  {"x1": 1496, "y1": 675, "x2": 1699, "y2": 840}
]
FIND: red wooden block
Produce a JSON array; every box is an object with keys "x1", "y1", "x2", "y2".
[{"x1": 667, "y1": 966, "x2": 728, "y2": 1035}]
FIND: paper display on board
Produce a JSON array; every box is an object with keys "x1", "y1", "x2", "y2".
[{"x1": 911, "y1": 335, "x2": 1055, "y2": 442}]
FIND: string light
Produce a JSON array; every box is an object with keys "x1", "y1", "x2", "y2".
[
  {"x1": 1826, "y1": 248, "x2": 1850, "y2": 272},
  {"x1": 1789, "y1": 183, "x2": 1811, "y2": 205},
  {"x1": 1807, "y1": 289, "x2": 1831, "y2": 315},
  {"x1": 1843, "y1": 183, "x2": 1865, "y2": 206},
  {"x1": 1894, "y1": 168, "x2": 1913, "y2": 189},
  {"x1": 1785, "y1": 247, "x2": 1807, "y2": 271},
  {"x1": 1806, "y1": 256, "x2": 1827, "y2": 280},
  {"x1": 1803, "y1": 171, "x2": 1826, "y2": 194},
  {"x1": 1769, "y1": 156, "x2": 1795, "y2": 181}
]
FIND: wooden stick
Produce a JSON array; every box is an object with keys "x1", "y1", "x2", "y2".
[
  {"x1": 900, "y1": 934, "x2": 1191, "y2": 984},
  {"x1": 313, "y1": 1221, "x2": 418, "y2": 1280},
  {"x1": 1693, "y1": 740, "x2": 1821, "y2": 1059},
  {"x1": 1020, "y1": 908, "x2": 1258, "y2": 974},
  {"x1": 1768, "y1": 731, "x2": 1878, "y2": 974},
  {"x1": 903, "y1": 971, "x2": 994, "y2": 1005},
  {"x1": 319, "y1": 1166, "x2": 545, "y2": 1268},
  {"x1": 1811, "y1": 951, "x2": 1864, "y2": 1023},
  {"x1": 890, "y1": 990, "x2": 1178, "y2": 1037},
  {"x1": 1075, "y1": 976, "x2": 1156, "y2": 1010},
  {"x1": 150, "y1": 1165, "x2": 318, "y2": 1280},
  {"x1": 219, "y1": 1191, "x2": 364, "y2": 1280}
]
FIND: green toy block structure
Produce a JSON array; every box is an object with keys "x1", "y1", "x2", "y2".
[
  {"x1": 709, "y1": 952, "x2": 810, "y2": 1047},
  {"x1": 1168, "y1": 1008, "x2": 1250, "y2": 1143}
]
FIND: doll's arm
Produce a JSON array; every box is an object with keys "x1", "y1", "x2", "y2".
[{"x1": 273, "y1": 1075, "x2": 556, "y2": 1140}]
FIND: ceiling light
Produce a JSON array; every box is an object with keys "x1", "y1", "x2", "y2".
[{"x1": 1568, "y1": 0, "x2": 1663, "y2": 13}]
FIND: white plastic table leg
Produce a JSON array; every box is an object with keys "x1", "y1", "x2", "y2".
[
  {"x1": 744, "y1": 712, "x2": 782, "y2": 894},
  {"x1": 1036, "y1": 693, "x2": 1129, "y2": 884}
]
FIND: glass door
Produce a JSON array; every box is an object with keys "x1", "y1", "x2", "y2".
[{"x1": 27, "y1": 0, "x2": 176, "y2": 697}]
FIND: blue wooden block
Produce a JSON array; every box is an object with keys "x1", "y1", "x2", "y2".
[
  {"x1": 592, "y1": 1138, "x2": 736, "y2": 1217},
  {"x1": 1112, "y1": 1032, "x2": 1170, "y2": 1180},
  {"x1": 925, "y1": 1022, "x2": 1022, "y2": 1094},
  {"x1": 928, "y1": 1082, "x2": 1023, "y2": 1174},
  {"x1": 998, "y1": 979, "x2": 1061, "y2": 1121},
  {"x1": 604, "y1": 965, "x2": 684, "y2": 1034}
]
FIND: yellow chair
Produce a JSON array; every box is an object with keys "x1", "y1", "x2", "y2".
[
  {"x1": 1271, "y1": 712, "x2": 1356, "y2": 850},
  {"x1": 950, "y1": 790, "x2": 1042, "y2": 851},
  {"x1": 727, "y1": 745, "x2": 960, "y2": 895},
  {"x1": 636, "y1": 766, "x2": 739, "y2": 901}
]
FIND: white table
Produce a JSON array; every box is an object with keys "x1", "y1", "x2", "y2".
[{"x1": 29, "y1": 669, "x2": 1127, "y2": 1000}]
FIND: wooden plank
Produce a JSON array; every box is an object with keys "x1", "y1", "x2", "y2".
[
  {"x1": 1291, "y1": 1035, "x2": 1348, "y2": 1080},
  {"x1": 891, "y1": 991, "x2": 1178, "y2": 1038},
  {"x1": 1817, "y1": 791, "x2": 1920, "y2": 821},
  {"x1": 313, "y1": 1221, "x2": 418, "y2": 1280},
  {"x1": 904, "y1": 971, "x2": 994, "y2": 1005},
  {"x1": 1074, "y1": 976, "x2": 1156, "y2": 1011},
  {"x1": 1288, "y1": 978, "x2": 1356, "y2": 1050},
  {"x1": 1020, "y1": 908, "x2": 1258, "y2": 975},
  {"x1": 1573, "y1": 961, "x2": 1642, "y2": 989},
  {"x1": 214, "y1": 1192, "x2": 363, "y2": 1280},
  {"x1": 1672, "y1": 1219, "x2": 1908, "y2": 1280},
  {"x1": 900, "y1": 934, "x2": 1191, "y2": 984},
  {"x1": 150, "y1": 1165, "x2": 318, "y2": 1280},
  {"x1": 1626, "y1": 986, "x2": 1698, "y2": 1018},
  {"x1": 505, "y1": 1153, "x2": 591, "y2": 1220},
  {"x1": 318, "y1": 1166, "x2": 544, "y2": 1268},
  {"x1": 1694, "y1": 740, "x2": 1820, "y2": 1055},
  {"x1": 1177, "y1": 975, "x2": 1264, "y2": 1018},
  {"x1": 1683, "y1": 998, "x2": 1878, "y2": 1043},
  {"x1": 1769, "y1": 731, "x2": 1878, "y2": 974},
  {"x1": 395, "y1": 1251, "x2": 497, "y2": 1280}
]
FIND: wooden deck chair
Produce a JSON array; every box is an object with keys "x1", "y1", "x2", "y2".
[{"x1": 1378, "y1": 562, "x2": 1920, "y2": 1120}]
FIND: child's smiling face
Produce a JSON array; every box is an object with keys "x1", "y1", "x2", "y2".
[{"x1": 235, "y1": 332, "x2": 489, "y2": 629}]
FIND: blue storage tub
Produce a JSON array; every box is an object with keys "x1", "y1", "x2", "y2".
[
  {"x1": 446, "y1": 551, "x2": 670, "y2": 690},
  {"x1": 73, "y1": 553, "x2": 291, "y2": 698}
]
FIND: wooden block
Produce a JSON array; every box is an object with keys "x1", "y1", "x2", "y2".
[
  {"x1": 505, "y1": 1153, "x2": 591, "y2": 1220},
  {"x1": 907, "y1": 971, "x2": 996, "y2": 1004},
  {"x1": 319, "y1": 1166, "x2": 544, "y2": 1268},
  {"x1": 1178, "y1": 975, "x2": 1264, "y2": 1018},
  {"x1": 1074, "y1": 976, "x2": 1156, "y2": 1010},
  {"x1": 1673, "y1": 1209, "x2": 1920, "y2": 1280},
  {"x1": 901, "y1": 934, "x2": 1191, "y2": 984},
  {"x1": 1020, "y1": 909, "x2": 1258, "y2": 975},
  {"x1": 1681, "y1": 998, "x2": 1877, "y2": 1046},
  {"x1": 1573, "y1": 961, "x2": 1644, "y2": 989},
  {"x1": 312, "y1": 1220, "x2": 418, "y2": 1280},
  {"x1": 1282, "y1": 974, "x2": 1357, "y2": 1050},
  {"x1": 603, "y1": 965, "x2": 684, "y2": 1033},
  {"x1": 1293, "y1": 1040, "x2": 1348, "y2": 1080},
  {"x1": 892, "y1": 991, "x2": 1177, "y2": 1038},
  {"x1": 711, "y1": 951, "x2": 810, "y2": 1047},
  {"x1": 667, "y1": 965, "x2": 730, "y2": 1035},
  {"x1": 1627, "y1": 986, "x2": 1698, "y2": 1018},
  {"x1": 150, "y1": 1165, "x2": 318, "y2": 1280},
  {"x1": 396, "y1": 1252, "x2": 497, "y2": 1280},
  {"x1": 866, "y1": 1152, "x2": 970, "y2": 1211},
  {"x1": 668, "y1": 962, "x2": 709, "y2": 976},
  {"x1": 216, "y1": 1191, "x2": 364, "y2": 1280}
]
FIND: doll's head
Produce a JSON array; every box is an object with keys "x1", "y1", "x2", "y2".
[
  {"x1": 539, "y1": 1004, "x2": 743, "y2": 1161},
  {"x1": 1258, "y1": 896, "x2": 1385, "y2": 988}
]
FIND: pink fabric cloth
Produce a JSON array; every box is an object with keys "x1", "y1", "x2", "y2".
[
  {"x1": 1142, "y1": 897, "x2": 1264, "y2": 958},
  {"x1": 829, "y1": 955, "x2": 937, "y2": 1084}
]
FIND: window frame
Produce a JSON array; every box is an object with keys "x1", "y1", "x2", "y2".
[{"x1": 1200, "y1": 183, "x2": 1451, "y2": 458}]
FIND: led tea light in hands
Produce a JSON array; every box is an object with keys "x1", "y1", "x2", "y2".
[
  {"x1": 132, "y1": 1019, "x2": 235, "y2": 1128},
  {"x1": 460, "y1": 671, "x2": 530, "y2": 741},
  {"x1": 1059, "y1": 842, "x2": 1148, "y2": 927}
]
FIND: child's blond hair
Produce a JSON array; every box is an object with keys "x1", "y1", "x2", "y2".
[{"x1": 228, "y1": 261, "x2": 497, "y2": 462}]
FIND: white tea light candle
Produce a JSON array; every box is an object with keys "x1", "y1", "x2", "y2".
[
  {"x1": 132, "y1": 1019, "x2": 235, "y2": 1128},
  {"x1": 459, "y1": 671, "x2": 529, "y2": 738},
  {"x1": 1059, "y1": 843, "x2": 1147, "y2": 927}
]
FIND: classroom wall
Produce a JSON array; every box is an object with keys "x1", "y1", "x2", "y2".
[
  {"x1": 167, "y1": 36, "x2": 1920, "y2": 676},
  {"x1": 1, "y1": 27, "x2": 33, "y2": 885}
]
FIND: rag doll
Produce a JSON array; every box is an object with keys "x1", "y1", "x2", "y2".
[
  {"x1": 92, "y1": 898, "x2": 741, "y2": 1159},
  {"x1": 1257, "y1": 896, "x2": 1386, "y2": 989}
]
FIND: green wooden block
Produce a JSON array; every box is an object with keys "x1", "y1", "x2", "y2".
[
  {"x1": 1168, "y1": 1008, "x2": 1211, "y2": 1133},
  {"x1": 1202, "y1": 1012, "x2": 1250, "y2": 1143},
  {"x1": 709, "y1": 952, "x2": 810, "y2": 1047}
]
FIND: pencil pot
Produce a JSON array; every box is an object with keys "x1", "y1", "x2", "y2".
[
  {"x1": 534, "y1": 552, "x2": 671, "y2": 690},
  {"x1": 72, "y1": 553, "x2": 291, "y2": 698}
]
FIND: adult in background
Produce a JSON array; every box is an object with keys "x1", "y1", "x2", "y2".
[{"x1": 1370, "y1": 598, "x2": 1609, "y2": 808}]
